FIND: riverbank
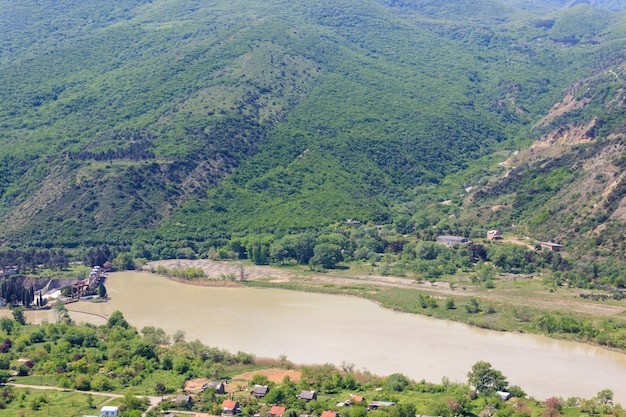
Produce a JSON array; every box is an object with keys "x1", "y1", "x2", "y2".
[
  {"x1": 71, "y1": 270, "x2": 626, "y2": 404},
  {"x1": 142, "y1": 259, "x2": 626, "y2": 352}
]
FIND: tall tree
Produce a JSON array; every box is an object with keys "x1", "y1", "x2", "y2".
[{"x1": 467, "y1": 361, "x2": 508, "y2": 396}]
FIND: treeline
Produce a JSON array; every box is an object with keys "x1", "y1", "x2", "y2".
[
  {"x1": 531, "y1": 312, "x2": 626, "y2": 349},
  {"x1": 0, "y1": 245, "x2": 126, "y2": 273},
  {"x1": 123, "y1": 221, "x2": 626, "y2": 289},
  {"x1": 0, "y1": 248, "x2": 69, "y2": 273},
  {"x1": 0, "y1": 281, "x2": 34, "y2": 308}
]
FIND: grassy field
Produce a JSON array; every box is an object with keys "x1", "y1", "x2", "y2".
[{"x1": 0, "y1": 388, "x2": 121, "y2": 417}]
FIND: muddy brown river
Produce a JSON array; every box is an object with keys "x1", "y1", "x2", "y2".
[{"x1": 25, "y1": 271, "x2": 626, "y2": 403}]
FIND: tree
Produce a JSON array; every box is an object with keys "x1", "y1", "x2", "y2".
[
  {"x1": 0, "y1": 317, "x2": 14, "y2": 335},
  {"x1": 282, "y1": 233, "x2": 316, "y2": 265},
  {"x1": 596, "y1": 388, "x2": 614, "y2": 405},
  {"x1": 98, "y1": 284, "x2": 108, "y2": 298},
  {"x1": 467, "y1": 361, "x2": 508, "y2": 396},
  {"x1": 0, "y1": 370, "x2": 10, "y2": 385},
  {"x1": 310, "y1": 243, "x2": 343, "y2": 270},
  {"x1": 155, "y1": 382, "x2": 166, "y2": 400},
  {"x1": 107, "y1": 310, "x2": 129, "y2": 328},
  {"x1": 384, "y1": 373, "x2": 411, "y2": 392},
  {"x1": 543, "y1": 397, "x2": 562, "y2": 417},
  {"x1": 113, "y1": 252, "x2": 135, "y2": 270},
  {"x1": 172, "y1": 330, "x2": 186, "y2": 343},
  {"x1": 75, "y1": 374, "x2": 91, "y2": 391},
  {"x1": 123, "y1": 389, "x2": 145, "y2": 412},
  {"x1": 54, "y1": 299, "x2": 70, "y2": 324},
  {"x1": 12, "y1": 307, "x2": 26, "y2": 325}
]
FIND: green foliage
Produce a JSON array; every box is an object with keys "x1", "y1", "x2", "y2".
[
  {"x1": 107, "y1": 311, "x2": 130, "y2": 329},
  {"x1": 0, "y1": 0, "x2": 622, "y2": 260},
  {"x1": 310, "y1": 243, "x2": 344, "y2": 270},
  {"x1": 153, "y1": 265, "x2": 206, "y2": 280},
  {"x1": 385, "y1": 373, "x2": 411, "y2": 392},
  {"x1": 12, "y1": 307, "x2": 27, "y2": 325},
  {"x1": 113, "y1": 252, "x2": 136, "y2": 271},
  {"x1": 467, "y1": 361, "x2": 508, "y2": 396}
]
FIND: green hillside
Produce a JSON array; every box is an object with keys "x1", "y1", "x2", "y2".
[{"x1": 0, "y1": 0, "x2": 624, "y2": 267}]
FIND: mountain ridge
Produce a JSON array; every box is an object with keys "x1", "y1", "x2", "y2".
[{"x1": 0, "y1": 0, "x2": 624, "y2": 268}]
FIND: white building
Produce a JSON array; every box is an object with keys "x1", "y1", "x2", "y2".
[{"x1": 100, "y1": 406, "x2": 118, "y2": 417}]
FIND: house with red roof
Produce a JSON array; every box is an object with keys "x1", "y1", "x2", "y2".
[
  {"x1": 269, "y1": 406, "x2": 287, "y2": 417},
  {"x1": 222, "y1": 400, "x2": 240, "y2": 415}
]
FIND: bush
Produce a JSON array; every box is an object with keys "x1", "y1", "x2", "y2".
[
  {"x1": 385, "y1": 373, "x2": 411, "y2": 392},
  {"x1": 74, "y1": 374, "x2": 91, "y2": 391}
]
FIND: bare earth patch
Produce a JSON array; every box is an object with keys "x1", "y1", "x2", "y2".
[
  {"x1": 185, "y1": 378, "x2": 210, "y2": 393},
  {"x1": 144, "y1": 259, "x2": 292, "y2": 282},
  {"x1": 231, "y1": 369, "x2": 301, "y2": 384}
]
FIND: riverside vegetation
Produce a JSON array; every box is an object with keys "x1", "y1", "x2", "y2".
[{"x1": 0, "y1": 312, "x2": 622, "y2": 417}]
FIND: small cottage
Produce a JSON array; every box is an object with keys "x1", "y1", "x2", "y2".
[
  {"x1": 487, "y1": 230, "x2": 502, "y2": 240},
  {"x1": 100, "y1": 406, "x2": 119, "y2": 417},
  {"x1": 539, "y1": 241, "x2": 563, "y2": 251},
  {"x1": 297, "y1": 390, "x2": 317, "y2": 401},
  {"x1": 251, "y1": 385, "x2": 269, "y2": 398},
  {"x1": 205, "y1": 381, "x2": 226, "y2": 394},
  {"x1": 174, "y1": 394, "x2": 193, "y2": 408},
  {"x1": 222, "y1": 400, "x2": 240, "y2": 415},
  {"x1": 436, "y1": 235, "x2": 469, "y2": 246},
  {"x1": 269, "y1": 406, "x2": 286, "y2": 417},
  {"x1": 320, "y1": 412, "x2": 338, "y2": 417},
  {"x1": 349, "y1": 394, "x2": 365, "y2": 404}
]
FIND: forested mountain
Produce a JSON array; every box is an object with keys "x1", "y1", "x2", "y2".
[{"x1": 0, "y1": 0, "x2": 625, "y2": 264}]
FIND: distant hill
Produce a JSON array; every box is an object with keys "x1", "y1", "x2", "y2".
[
  {"x1": 501, "y1": 0, "x2": 626, "y2": 12},
  {"x1": 0, "y1": 0, "x2": 624, "y2": 265}
]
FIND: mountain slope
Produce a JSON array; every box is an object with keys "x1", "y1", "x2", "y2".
[
  {"x1": 0, "y1": 0, "x2": 624, "y2": 259},
  {"x1": 464, "y1": 61, "x2": 626, "y2": 262}
]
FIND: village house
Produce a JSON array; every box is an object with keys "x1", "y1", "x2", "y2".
[
  {"x1": 222, "y1": 400, "x2": 240, "y2": 415},
  {"x1": 337, "y1": 394, "x2": 367, "y2": 408},
  {"x1": 251, "y1": 385, "x2": 269, "y2": 398},
  {"x1": 320, "y1": 412, "x2": 339, "y2": 417},
  {"x1": 268, "y1": 405, "x2": 287, "y2": 417},
  {"x1": 204, "y1": 381, "x2": 226, "y2": 394},
  {"x1": 349, "y1": 394, "x2": 365, "y2": 404},
  {"x1": 297, "y1": 390, "x2": 317, "y2": 401},
  {"x1": 367, "y1": 401, "x2": 395, "y2": 411},
  {"x1": 174, "y1": 394, "x2": 193, "y2": 409},
  {"x1": 100, "y1": 406, "x2": 119, "y2": 417},
  {"x1": 436, "y1": 235, "x2": 469, "y2": 246},
  {"x1": 487, "y1": 230, "x2": 502, "y2": 240},
  {"x1": 539, "y1": 241, "x2": 563, "y2": 251},
  {"x1": 496, "y1": 391, "x2": 511, "y2": 401}
]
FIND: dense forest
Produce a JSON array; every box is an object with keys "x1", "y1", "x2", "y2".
[{"x1": 0, "y1": 0, "x2": 625, "y2": 283}]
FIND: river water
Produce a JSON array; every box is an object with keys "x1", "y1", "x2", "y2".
[{"x1": 25, "y1": 271, "x2": 626, "y2": 404}]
